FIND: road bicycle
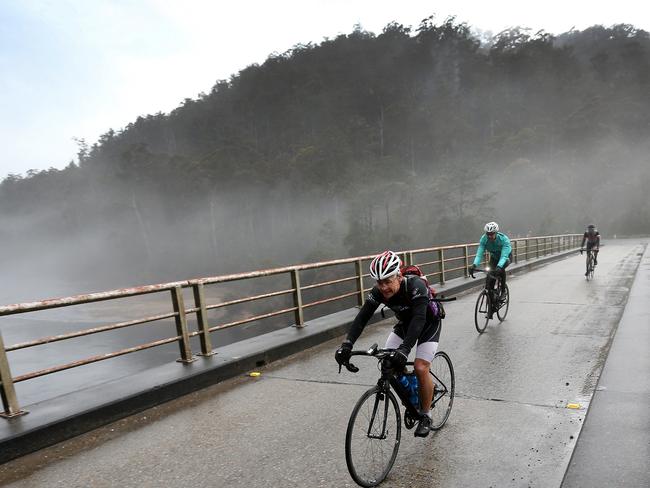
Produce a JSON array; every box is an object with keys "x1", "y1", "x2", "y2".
[
  {"x1": 338, "y1": 296, "x2": 456, "y2": 487},
  {"x1": 470, "y1": 267, "x2": 509, "y2": 333},
  {"x1": 340, "y1": 346, "x2": 455, "y2": 486},
  {"x1": 581, "y1": 248, "x2": 596, "y2": 280}
]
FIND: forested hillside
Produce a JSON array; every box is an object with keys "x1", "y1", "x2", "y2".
[{"x1": 2, "y1": 18, "x2": 649, "y2": 296}]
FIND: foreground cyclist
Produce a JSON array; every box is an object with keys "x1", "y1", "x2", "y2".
[
  {"x1": 469, "y1": 221, "x2": 512, "y2": 312},
  {"x1": 580, "y1": 224, "x2": 601, "y2": 274},
  {"x1": 335, "y1": 250, "x2": 441, "y2": 438}
]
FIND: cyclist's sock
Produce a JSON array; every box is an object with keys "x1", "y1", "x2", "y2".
[{"x1": 423, "y1": 409, "x2": 432, "y2": 418}]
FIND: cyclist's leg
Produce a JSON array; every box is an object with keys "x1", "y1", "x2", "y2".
[
  {"x1": 593, "y1": 246, "x2": 599, "y2": 264},
  {"x1": 384, "y1": 331, "x2": 402, "y2": 350},
  {"x1": 586, "y1": 243, "x2": 595, "y2": 267},
  {"x1": 487, "y1": 257, "x2": 499, "y2": 291},
  {"x1": 413, "y1": 342, "x2": 436, "y2": 437},
  {"x1": 414, "y1": 320, "x2": 440, "y2": 416},
  {"x1": 499, "y1": 253, "x2": 512, "y2": 292},
  {"x1": 414, "y1": 343, "x2": 436, "y2": 414}
]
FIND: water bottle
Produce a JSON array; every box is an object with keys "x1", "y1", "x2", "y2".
[
  {"x1": 398, "y1": 374, "x2": 410, "y2": 390},
  {"x1": 409, "y1": 374, "x2": 419, "y2": 408}
]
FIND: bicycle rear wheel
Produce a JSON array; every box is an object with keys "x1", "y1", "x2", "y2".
[
  {"x1": 345, "y1": 386, "x2": 401, "y2": 487},
  {"x1": 429, "y1": 351, "x2": 455, "y2": 430},
  {"x1": 474, "y1": 290, "x2": 490, "y2": 333},
  {"x1": 497, "y1": 284, "x2": 510, "y2": 322}
]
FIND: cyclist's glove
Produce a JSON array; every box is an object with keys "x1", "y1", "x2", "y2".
[
  {"x1": 335, "y1": 340, "x2": 353, "y2": 366},
  {"x1": 469, "y1": 263, "x2": 476, "y2": 278},
  {"x1": 495, "y1": 266, "x2": 503, "y2": 274},
  {"x1": 387, "y1": 346, "x2": 409, "y2": 372},
  {"x1": 580, "y1": 249, "x2": 583, "y2": 255}
]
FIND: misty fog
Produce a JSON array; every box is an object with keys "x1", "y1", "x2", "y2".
[{"x1": 1, "y1": 19, "x2": 649, "y2": 305}]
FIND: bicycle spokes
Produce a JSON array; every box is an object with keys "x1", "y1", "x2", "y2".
[
  {"x1": 346, "y1": 387, "x2": 401, "y2": 487},
  {"x1": 429, "y1": 352, "x2": 455, "y2": 430},
  {"x1": 366, "y1": 392, "x2": 390, "y2": 439}
]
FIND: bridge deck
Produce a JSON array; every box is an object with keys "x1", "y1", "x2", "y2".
[{"x1": 0, "y1": 239, "x2": 648, "y2": 487}]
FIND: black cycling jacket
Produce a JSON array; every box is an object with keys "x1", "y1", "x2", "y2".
[
  {"x1": 581, "y1": 230, "x2": 601, "y2": 248},
  {"x1": 345, "y1": 276, "x2": 440, "y2": 354}
]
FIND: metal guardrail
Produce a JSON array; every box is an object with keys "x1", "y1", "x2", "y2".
[{"x1": 0, "y1": 234, "x2": 582, "y2": 417}]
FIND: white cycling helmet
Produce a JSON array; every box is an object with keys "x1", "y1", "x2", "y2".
[
  {"x1": 369, "y1": 250, "x2": 402, "y2": 280},
  {"x1": 484, "y1": 221, "x2": 499, "y2": 233}
]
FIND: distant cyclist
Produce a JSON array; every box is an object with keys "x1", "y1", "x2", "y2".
[
  {"x1": 469, "y1": 222, "x2": 512, "y2": 303},
  {"x1": 334, "y1": 250, "x2": 441, "y2": 438},
  {"x1": 580, "y1": 224, "x2": 601, "y2": 273}
]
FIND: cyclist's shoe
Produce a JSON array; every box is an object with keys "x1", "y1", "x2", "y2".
[
  {"x1": 585, "y1": 271, "x2": 589, "y2": 277},
  {"x1": 594, "y1": 259, "x2": 598, "y2": 265},
  {"x1": 414, "y1": 416, "x2": 431, "y2": 437}
]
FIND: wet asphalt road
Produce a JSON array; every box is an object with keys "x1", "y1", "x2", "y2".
[{"x1": 0, "y1": 239, "x2": 646, "y2": 487}]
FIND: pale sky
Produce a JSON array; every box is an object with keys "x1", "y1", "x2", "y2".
[{"x1": 1, "y1": 0, "x2": 648, "y2": 177}]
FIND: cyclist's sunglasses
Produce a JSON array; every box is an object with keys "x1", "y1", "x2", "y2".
[{"x1": 487, "y1": 232, "x2": 496, "y2": 237}]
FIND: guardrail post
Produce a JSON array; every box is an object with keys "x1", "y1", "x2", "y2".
[
  {"x1": 355, "y1": 260, "x2": 365, "y2": 307},
  {"x1": 0, "y1": 331, "x2": 27, "y2": 418},
  {"x1": 171, "y1": 287, "x2": 195, "y2": 363},
  {"x1": 513, "y1": 240, "x2": 519, "y2": 264},
  {"x1": 193, "y1": 283, "x2": 214, "y2": 356},
  {"x1": 524, "y1": 239, "x2": 528, "y2": 260},
  {"x1": 406, "y1": 251, "x2": 413, "y2": 266},
  {"x1": 536, "y1": 238, "x2": 540, "y2": 258},
  {"x1": 463, "y1": 246, "x2": 469, "y2": 277},
  {"x1": 291, "y1": 269, "x2": 305, "y2": 327},
  {"x1": 438, "y1": 249, "x2": 445, "y2": 284}
]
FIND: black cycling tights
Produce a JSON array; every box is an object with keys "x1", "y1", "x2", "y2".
[{"x1": 487, "y1": 256, "x2": 511, "y2": 292}]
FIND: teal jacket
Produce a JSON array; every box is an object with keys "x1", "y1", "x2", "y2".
[{"x1": 473, "y1": 232, "x2": 512, "y2": 268}]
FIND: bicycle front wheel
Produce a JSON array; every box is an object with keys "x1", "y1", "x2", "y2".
[
  {"x1": 586, "y1": 254, "x2": 593, "y2": 280},
  {"x1": 345, "y1": 386, "x2": 402, "y2": 487},
  {"x1": 430, "y1": 351, "x2": 455, "y2": 430},
  {"x1": 474, "y1": 290, "x2": 490, "y2": 333},
  {"x1": 497, "y1": 284, "x2": 510, "y2": 322}
]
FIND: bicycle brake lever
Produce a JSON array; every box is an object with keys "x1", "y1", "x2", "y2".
[{"x1": 345, "y1": 362, "x2": 359, "y2": 373}]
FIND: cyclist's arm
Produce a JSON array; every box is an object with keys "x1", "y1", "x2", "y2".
[
  {"x1": 345, "y1": 293, "x2": 380, "y2": 344},
  {"x1": 401, "y1": 297, "x2": 429, "y2": 353},
  {"x1": 497, "y1": 234, "x2": 512, "y2": 268},
  {"x1": 581, "y1": 232, "x2": 587, "y2": 248},
  {"x1": 595, "y1": 233, "x2": 601, "y2": 247},
  {"x1": 472, "y1": 235, "x2": 487, "y2": 266},
  {"x1": 400, "y1": 278, "x2": 430, "y2": 353}
]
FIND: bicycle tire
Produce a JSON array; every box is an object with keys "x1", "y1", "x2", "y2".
[
  {"x1": 474, "y1": 290, "x2": 490, "y2": 333},
  {"x1": 345, "y1": 386, "x2": 401, "y2": 487},
  {"x1": 586, "y1": 253, "x2": 594, "y2": 281},
  {"x1": 429, "y1": 351, "x2": 455, "y2": 430},
  {"x1": 497, "y1": 284, "x2": 510, "y2": 322}
]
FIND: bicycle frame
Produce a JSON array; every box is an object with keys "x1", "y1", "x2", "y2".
[
  {"x1": 350, "y1": 347, "x2": 449, "y2": 423},
  {"x1": 365, "y1": 382, "x2": 391, "y2": 439},
  {"x1": 473, "y1": 268, "x2": 502, "y2": 301},
  {"x1": 581, "y1": 248, "x2": 595, "y2": 278}
]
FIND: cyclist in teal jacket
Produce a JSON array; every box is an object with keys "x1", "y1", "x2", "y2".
[{"x1": 469, "y1": 221, "x2": 512, "y2": 298}]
